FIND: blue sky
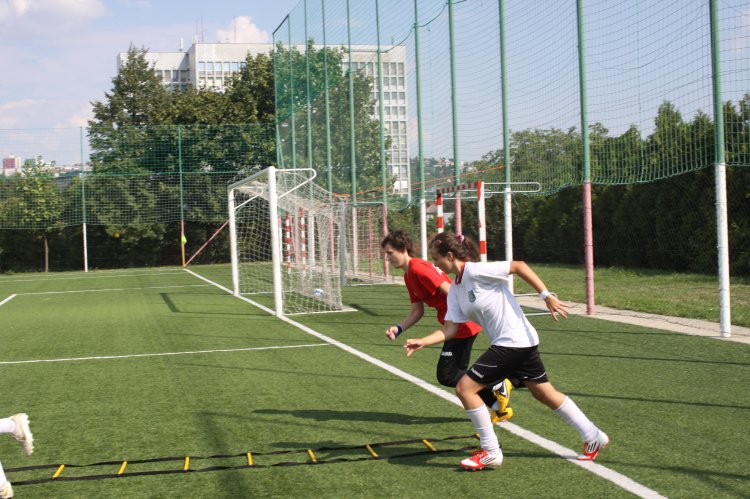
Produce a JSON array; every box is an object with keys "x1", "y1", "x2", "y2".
[{"x1": 0, "y1": 0, "x2": 301, "y2": 130}]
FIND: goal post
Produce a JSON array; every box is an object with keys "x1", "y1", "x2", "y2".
[{"x1": 228, "y1": 166, "x2": 348, "y2": 316}]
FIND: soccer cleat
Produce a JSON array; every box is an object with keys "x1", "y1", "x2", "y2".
[
  {"x1": 10, "y1": 413, "x2": 33, "y2": 456},
  {"x1": 460, "y1": 449, "x2": 503, "y2": 470},
  {"x1": 490, "y1": 407, "x2": 514, "y2": 423},
  {"x1": 577, "y1": 430, "x2": 609, "y2": 461},
  {"x1": 0, "y1": 481, "x2": 13, "y2": 499},
  {"x1": 491, "y1": 379, "x2": 514, "y2": 421}
]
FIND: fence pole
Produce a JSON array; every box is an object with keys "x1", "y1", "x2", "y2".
[
  {"x1": 576, "y1": 0, "x2": 595, "y2": 315},
  {"x1": 376, "y1": 0, "x2": 387, "y2": 208},
  {"x1": 414, "y1": 0, "x2": 427, "y2": 258},
  {"x1": 498, "y1": 0, "x2": 513, "y2": 291},
  {"x1": 288, "y1": 18, "x2": 297, "y2": 168},
  {"x1": 178, "y1": 125, "x2": 186, "y2": 267},
  {"x1": 448, "y1": 0, "x2": 461, "y2": 233},
  {"x1": 304, "y1": 0, "x2": 314, "y2": 170},
  {"x1": 322, "y1": 0, "x2": 333, "y2": 197},
  {"x1": 709, "y1": 0, "x2": 731, "y2": 337},
  {"x1": 80, "y1": 127, "x2": 88, "y2": 272},
  {"x1": 346, "y1": 0, "x2": 357, "y2": 202}
]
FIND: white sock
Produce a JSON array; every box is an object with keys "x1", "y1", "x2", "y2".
[
  {"x1": 554, "y1": 396, "x2": 599, "y2": 442},
  {"x1": 0, "y1": 418, "x2": 15, "y2": 435},
  {"x1": 0, "y1": 459, "x2": 7, "y2": 487},
  {"x1": 466, "y1": 406, "x2": 500, "y2": 454}
]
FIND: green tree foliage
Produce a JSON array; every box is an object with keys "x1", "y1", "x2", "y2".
[
  {"x1": 471, "y1": 99, "x2": 749, "y2": 275},
  {"x1": 275, "y1": 42, "x2": 392, "y2": 198}
]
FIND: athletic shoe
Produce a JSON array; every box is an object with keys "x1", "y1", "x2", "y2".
[
  {"x1": 0, "y1": 481, "x2": 13, "y2": 499},
  {"x1": 460, "y1": 449, "x2": 503, "y2": 470},
  {"x1": 492, "y1": 379, "x2": 514, "y2": 418},
  {"x1": 490, "y1": 407, "x2": 514, "y2": 423},
  {"x1": 577, "y1": 430, "x2": 609, "y2": 461},
  {"x1": 10, "y1": 413, "x2": 34, "y2": 456}
]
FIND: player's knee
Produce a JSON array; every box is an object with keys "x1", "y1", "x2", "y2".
[{"x1": 436, "y1": 368, "x2": 459, "y2": 387}]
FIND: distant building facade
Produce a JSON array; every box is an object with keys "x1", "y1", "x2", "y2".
[
  {"x1": 118, "y1": 42, "x2": 409, "y2": 194},
  {"x1": 2, "y1": 155, "x2": 22, "y2": 176}
]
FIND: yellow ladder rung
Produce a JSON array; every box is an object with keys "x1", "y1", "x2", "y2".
[
  {"x1": 421, "y1": 439, "x2": 437, "y2": 452},
  {"x1": 52, "y1": 464, "x2": 65, "y2": 479},
  {"x1": 307, "y1": 449, "x2": 317, "y2": 463},
  {"x1": 183, "y1": 456, "x2": 190, "y2": 471},
  {"x1": 365, "y1": 444, "x2": 379, "y2": 458},
  {"x1": 117, "y1": 461, "x2": 128, "y2": 475},
  {"x1": 246, "y1": 452, "x2": 253, "y2": 467}
]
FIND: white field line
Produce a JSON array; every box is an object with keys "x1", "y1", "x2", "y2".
[
  {"x1": 0, "y1": 270, "x2": 184, "y2": 284},
  {"x1": 185, "y1": 268, "x2": 667, "y2": 499},
  {"x1": 0, "y1": 343, "x2": 330, "y2": 365},
  {"x1": 0, "y1": 294, "x2": 17, "y2": 307},
  {"x1": 18, "y1": 284, "x2": 211, "y2": 296}
]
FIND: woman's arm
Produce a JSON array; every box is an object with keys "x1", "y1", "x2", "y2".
[
  {"x1": 404, "y1": 321, "x2": 459, "y2": 356},
  {"x1": 509, "y1": 260, "x2": 569, "y2": 321},
  {"x1": 386, "y1": 301, "x2": 425, "y2": 340}
]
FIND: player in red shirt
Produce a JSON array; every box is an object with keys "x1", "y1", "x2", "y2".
[{"x1": 381, "y1": 230, "x2": 513, "y2": 422}]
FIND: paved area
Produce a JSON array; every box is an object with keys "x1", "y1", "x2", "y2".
[{"x1": 516, "y1": 296, "x2": 750, "y2": 345}]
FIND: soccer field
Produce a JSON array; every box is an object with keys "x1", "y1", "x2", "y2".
[{"x1": 0, "y1": 266, "x2": 748, "y2": 498}]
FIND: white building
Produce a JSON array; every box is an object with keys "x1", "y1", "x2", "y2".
[
  {"x1": 118, "y1": 42, "x2": 409, "y2": 193},
  {"x1": 2, "y1": 155, "x2": 22, "y2": 176}
]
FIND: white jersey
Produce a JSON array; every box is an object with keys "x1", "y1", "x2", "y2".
[{"x1": 445, "y1": 261, "x2": 539, "y2": 347}]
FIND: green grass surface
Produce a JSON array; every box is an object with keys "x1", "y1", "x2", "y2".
[{"x1": 0, "y1": 266, "x2": 748, "y2": 498}]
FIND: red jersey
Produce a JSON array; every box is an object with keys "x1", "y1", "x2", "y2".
[{"x1": 404, "y1": 258, "x2": 481, "y2": 339}]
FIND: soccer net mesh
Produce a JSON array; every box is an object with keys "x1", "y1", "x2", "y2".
[
  {"x1": 341, "y1": 203, "x2": 394, "y2": 285},
  {"x1": 229, "y1": 167, "x2": 345, "y2": 316}
]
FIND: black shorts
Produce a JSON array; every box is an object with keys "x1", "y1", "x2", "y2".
[{"x1": 465, "y1": 345, "x2": 548, "y2": 386}]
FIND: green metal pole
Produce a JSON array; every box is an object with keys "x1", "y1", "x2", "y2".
[
  {"x1": 80, "y1": 127, "x2": 88, "y2": 272},
  {"x1": 709, "y1": 0, "x2": 731, "y2": 337},
  {"x1": 347, "y1": 0, "x2": 357, "y2": 202},
  {"x1": 178, "y1": 125, "x2": 186, "y2": 267},
  {"x1": 322, "y1": 0, "x2": 333, "y2": 196},
  {"x1": 448, "y1": 0, "x2": 461, "y2": 232},
  {"x1": 288, "y1": 19, "x2": 297, "y2": 168},
  {"x1": 498, "y1": 0, "x2": 514, "y2": 290},
  {"x1": 273, "y1": 31, "x2": 284, "y2": 168},
  {"x1": 414, "y1": 0, "x2": 427, "y2": 258},
  {"x1": 376, "y1": 0, "x2": 387, "y2": 206},
  {"x1": 576, "y1": 0, "x2": 595, "y2": 315},
  {"x1": 304, "y1": 0, "x2": 313, "y2": 169}
]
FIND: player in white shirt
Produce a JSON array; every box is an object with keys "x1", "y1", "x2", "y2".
[
  {"x1": 0, "y1": 413, "x2": 34, "y2": 499},
  {"x1": 405, "y1": 232, "x2": 608, "y2": 470}
]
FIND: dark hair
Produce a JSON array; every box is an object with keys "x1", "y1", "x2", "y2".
[
  {"x1": 381, "y1": 229, "x2": 414, "y2": 256},
  {"x1": 429, "y1": 232, "x2": 479, "y2": 262}
]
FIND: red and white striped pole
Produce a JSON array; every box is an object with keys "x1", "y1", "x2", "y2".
[
  {"x1": 299, "y1": 207, "x2": 307, "y2": 272},
  {"x1": 436, "y1": 192, "x2": 444, "y2": 233},
  {"x1": 477, "y1": 181, "x2": 487, "y2": 262},
  {"x1": 284, "y1": 214, "x2": 292, "y2": 272}
]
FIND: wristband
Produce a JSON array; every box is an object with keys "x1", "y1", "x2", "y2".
[
  {"x1": 394, "y1": 324, "x2": 404, "y2": 337},
  {"x1": 538, "y1": 290, "x2": 551, "y2": 300}
]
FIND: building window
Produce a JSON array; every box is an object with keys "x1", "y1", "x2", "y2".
[{"x1": 198, "y1": 61, "x2": 206, "y2": 74}]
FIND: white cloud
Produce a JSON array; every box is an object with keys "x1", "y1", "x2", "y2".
[
  {"x1": 0, "y1": 99, "x2": 40, "y2": 128},
  {"x1": 0, "y1": 0, "x2": 107, "y2": 35},
  {"x1": 216, "y1": 16, "x2": 270, "y2": 44}
]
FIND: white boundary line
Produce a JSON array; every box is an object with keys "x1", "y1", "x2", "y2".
[
  {"x1": 184, "y1": 268, "x2": 666, "y2": 499},
  {"x1": 0, "y1": 270, "x2": 183, "y2": 284},
  {"x1": 18, "y1": 284, "x2": 211, "y2": 296},
  {"x1": 0, "y1": 294, "x2": 17, "y2": 307},
  {"x1": 0, "y1": 344, "x2": 330, "y2": 365}
]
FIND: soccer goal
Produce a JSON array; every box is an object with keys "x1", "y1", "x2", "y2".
[
  {"x1": 339, "y1": 202, "x2": 394, "y2": 285},
  {"x1": 228, "y1": 167, "x2": 348, "y2": 316}
]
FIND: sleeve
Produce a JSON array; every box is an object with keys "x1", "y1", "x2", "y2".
[
  {"x1": 413, "y1": 260, "x2": 446, "y2": 294},
  {"x1": 445, "y1": 287, "x2": 469, "y2": 324},
  {"x1": 472, "y1": 261, "x2": 511, "y2": 284}
]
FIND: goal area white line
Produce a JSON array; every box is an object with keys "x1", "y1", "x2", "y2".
[
  {"x1": 185, "y1": 269, "x2": 666, "y2": 499},
  {"x1": 0, "y1": 343, "x2": 331, "y2": 365}
]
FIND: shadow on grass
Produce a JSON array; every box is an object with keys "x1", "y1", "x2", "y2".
[{"x1": 255, "y1": 408, "x2": 464, "y2": 425}]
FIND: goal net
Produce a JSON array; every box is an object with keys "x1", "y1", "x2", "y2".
[
  {"x1": 228, "y1": 167, "x2": 346, "y2": 316},
  {"x1": 340, "y1": 203, "x2": 394, "y2": 285}
]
